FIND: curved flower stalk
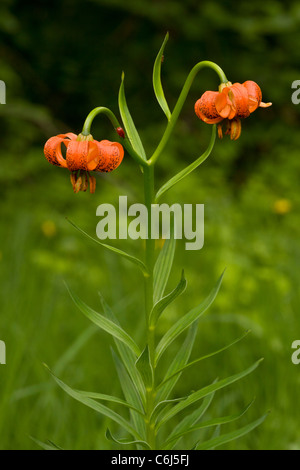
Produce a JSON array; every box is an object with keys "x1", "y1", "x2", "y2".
[{"x1": 41, "y1": 34, "x2": 271, "y2": 451}]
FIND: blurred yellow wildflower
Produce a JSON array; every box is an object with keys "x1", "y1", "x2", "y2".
[
  {"x1": 41, "y1": 220, "x2": 57, "y2": 238},
  {"x1": 273, "y1": 199, "x2": 292, "y2": 215}
]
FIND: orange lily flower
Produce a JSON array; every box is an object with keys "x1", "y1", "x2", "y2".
[
  {"x1": 44, "y1": 133, "x2": 124, "y2": 193},
  {"x1": 195, "y1": 81, "x2": 272, "y2": 140}
]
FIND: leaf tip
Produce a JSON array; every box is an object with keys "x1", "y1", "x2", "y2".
[{"x1": 43, "y1": 362, "x2": 50, "y2": 372}]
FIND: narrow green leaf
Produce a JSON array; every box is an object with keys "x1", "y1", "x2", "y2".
[
  {"x1": 67, "y1": 218, "x2": 148, "y2": 275},
  {"x1": 153, "y1": 32, "x2": 171, "y2": 120},
  {"x1": 150, "y1": 269, "x2": 187, "y2": 327},
  {"x1": 155, "y1": 125, "x2": 216, "y2": 202},
  {"x1": 156, "y1": 321, "x2": 199, "y2": 402},
  {"x1": 105, "y1": 428, "x2": 151, "y2": 450},
  {"x1": 157, "y1": 359, "x2": 263, "y2": 430},
  {"x1": 136, "y1": 346, "x2": 153, "y2": 389},
  {"x1": 45, "y1": 365, "x2": 141, "y2": 440},
  {"x1": 158, "y1": 330, "x2": 250, "y2": 390},
  {"x1": 99, "y1": 293, "x2": 146, "y2": 404},
  {"x1": 118, "y1": 72, "x2": 147, "y2": 160},
  {"x1": 111, "y1": 349, "x2": 146, "y2": 440},
  {"x1": 164, "y1": 400, "x2": 254, "y2": 447},
  {"x1": 194, "y1": 412, "x2": 269, "y2": 450},
  {"x1": 165, "y1": 385, "x2": 217, "y2": 450},
  {"x1": 153, "y1": 222, "x2": 176, "y2": 304},
  {"x1": 30, "y1": 436, "x2": 62, "y2": 450},
  {"x1": 66, "y1": 285, "x2": 141, "y2": 358},
  {"x1": 155, "y1": 271, "x2": 225, "y2": 364},
  {"x1": 75, "y1": 390, "x2": 143, "y2": 415},
  {"x1": 150, "y1": 396, "x2": 187, "y2": 425}
]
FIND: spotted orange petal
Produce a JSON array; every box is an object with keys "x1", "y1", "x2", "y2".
[
  {"x1": 95, "y1": 140, "x2": 124, "y2": 172},
  {"x1": 66, "y1": 140, "x2": 100, "y2": 172},
  {"x1": 195, "y1": 91, "x2": 223, "y2": 124},
  {"x1": 217, "y1": 84, "x2": 250, "y2": 120},
  {"x1": 44, "y1": 134, "x2": 77, "y2": 168},
  {"x1": 243, "y1": 80, "x2": 272, "y2": 112}
]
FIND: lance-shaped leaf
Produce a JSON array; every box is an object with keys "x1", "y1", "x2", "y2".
[
  {"x1": 67, "y1": 218, "x2": 148, "y2": 276},
  {"x1": 153, "y1": 222, "x2": 176, "y2": 304},
  {"x1": 149, "y1": 269, "x2": 187, "y2": 327},
  {"x1": 155, "y1": 125, "x2": 216, "y2": 202},
  {"x1": 74, "y1": 390, "x2": 143, "y2": 415},
  {"x1": 45, "y1": 365, "x2": 141, "y2": 440},
  {"x1": 105, "y1": 428, "x2": 151, "y2": 450},
  {"x1": 194, "y1": 412, "x2": 269, "y2": 450},
  {"x1": 150, "y1": 396, "x2": 187, "y2": 425},
  {"x1": 66, "y1": 284, "x2": 141, "y2": 358},
  {"x1": 111, "y1": 349, "x2": 146, "y2": 440},
  {"x1": 158, "y1": 330, "x2": 250, "y2": 390},
  {"x1": 155, "y1": 271, "x2": 225, "y2": 364},
  {"x1": 153, "y1": 32, "x2": 171, "y2": 121},
  {"x1": 164, "y1": 385, "x2": 217, "y2": 450},
  {"x1": 156, "y1": 321, "x2": 199, "y2": 402},
  {"x1": 30, "y1": 437, "x2": 62, "y2": 450},
  {"x1": 99, "y1": 293, "x2": 146, "y2": 405},
  {"x1": 118, "y1": 72, "x2": 147, "y2": 161},
  {"x1": 136, "y1": 346, "x2": 153, "y2": 390},
  {"x1": 157, "y1": 358, "x2": 263, "y2": 430},
  {"x1": 163, "y1": 400, "x2": 254, "y2": 448}
]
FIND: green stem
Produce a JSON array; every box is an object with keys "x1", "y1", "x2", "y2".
[
  {"x1": 148, "y1": 61, "x2": 227, "y2": 166},
  {"x1": 140, "y1": 61, "x2": 226, "y2": 448},
  {"x1": 143, "y1": 164, "x2": 156, "y2": 449},
  {"x1": 81, "y1": 106, "x2": 147, "y2": 167}
]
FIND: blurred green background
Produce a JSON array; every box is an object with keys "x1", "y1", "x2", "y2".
[{"x1": 0, "y1": 0, "x2": 299, "y2": 450}]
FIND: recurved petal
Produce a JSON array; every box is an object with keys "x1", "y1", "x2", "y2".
[
  {"x1": 44, "y1": 135, "x2": 68, "y2": 168},
  {"x1": 66, "y1": 140, "x2": 90, "y2": 171},
  {"x1": 57, "y1": 133, "x2": 78, "y2": 141},
  {"x1": 242, "y1": 81, "x2": 262, "y2": 112},
  {"x1": 95, "y1": 140, "x2": 124, "y2": 172},
  {"x1": 228, "y1": 83, "x2": 251, "y2": 119},
  {"x1": 195, "y1": 91, "x2": 223, "y2": 124},
  {"x1": 243, "y1": 81, "x2": 272, "y2": 112}
]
